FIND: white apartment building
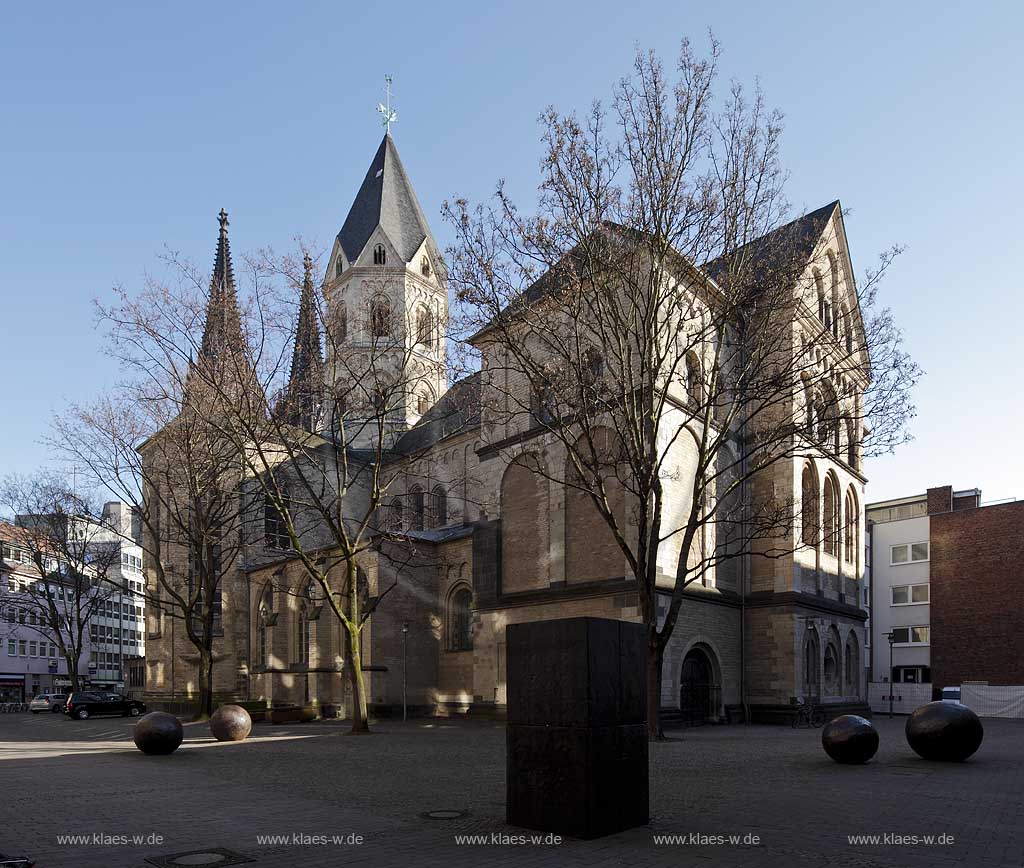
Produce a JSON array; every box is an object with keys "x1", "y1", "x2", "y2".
[{"x1": 865, "y1": 487, "x2": 981, "y2": 686}]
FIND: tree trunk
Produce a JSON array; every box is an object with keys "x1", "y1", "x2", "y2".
[
  {"x1": 195, "y1": 648, "x2": 213, "y2": 720},
  {"x1": 647, "y1": 629, "x2": 665, "y2": 741},
  {"x1": 345, "y1": 625, "x2": 370, "y2": 733}
]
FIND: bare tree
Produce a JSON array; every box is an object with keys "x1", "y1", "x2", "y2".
[
  {"x1": 57, "y1": 229, "x2": 468, "y2": 732},
  {"x1": 445, "y1": 39, "x2": 919, "y2": 738},
  {"x1": 0, "y1": 473, "x2": 122, "y2": 691},
  {"x1": 190, "y1": 249, "x2": 470, "y2": 734}
]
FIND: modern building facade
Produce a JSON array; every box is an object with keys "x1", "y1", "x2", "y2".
[
  {"x1": 144, "y1": 133, "x2": 870, "y2": 723},
  {"x1": 0, "y1": 501, "x2": 146, "y2": 701},
  {"x1": 867, "y1": 485, "x2": 1023, "y2": 692}
]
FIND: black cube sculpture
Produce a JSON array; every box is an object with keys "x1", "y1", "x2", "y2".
[
  {"x1": 506, "y1": 617, "x2": 648, "y2": 839},
  {"x1": 821, "y1": 714, "x2": 879, "y2": 764},
  {"x1": 906, "y1": 701, "x2": 983, "y2": 762},
  {"x1": 210, "y1": 704, "x2": 252, "y2": 742},
  {"x1": 133, "y1": 711, "x2": 184, "y2": 755}
]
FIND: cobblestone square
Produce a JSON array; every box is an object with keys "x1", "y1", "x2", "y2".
[{"x1": 0, "y1": 713, "x2": 1021, "y2": 867}]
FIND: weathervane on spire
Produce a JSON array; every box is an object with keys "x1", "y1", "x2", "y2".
[{"x1": 376, "y1": 74, "x2": 397, "y2": 134}]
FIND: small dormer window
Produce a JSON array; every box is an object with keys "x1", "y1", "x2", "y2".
[
  {"x1": 421, "y1": 256, "x2": 431, "y2": 278},
  {"x1": 335, "y1": 258, "x2": 344, "y2": 277},
  {"x1": 373, "y1": 244, "x2": 386, "y2": 266}
]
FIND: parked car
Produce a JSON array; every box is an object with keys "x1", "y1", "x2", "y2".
[
  {"x1": 28, "y1": 693, "x2": 68, "y2": 714},
  {"x1": 64, "y1": 692, "x2": 146, "y2": 720},
  {"x1": 941, "y1": 686, "x2": 961, "y2": 703}
]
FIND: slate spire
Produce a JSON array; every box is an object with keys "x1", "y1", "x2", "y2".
[
  {"x1": 335, "y1": 133, "x2": 442, "y2": 268},
  {"x1": 184, "y1": 209, "x2": 259, "y2": 411},
  {"x1": 277, "y1": 253, "x2": 324, "y2": 431}
]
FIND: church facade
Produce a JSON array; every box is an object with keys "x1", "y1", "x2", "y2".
[{"x1": 143, "y1": 133, "x2": 869, "y2": 724}]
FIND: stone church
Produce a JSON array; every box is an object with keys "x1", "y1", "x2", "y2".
[{"x1": 143, "y1": 132, "x2": 869, "y2": 724}]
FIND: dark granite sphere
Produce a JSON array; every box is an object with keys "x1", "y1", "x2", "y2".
[
  {"x1": 133, "y1": 711, "x2": 184, "y2": 755},
  {"x1": 906, "y1": 701, "x2": 983, "y2": 762},
  {"x1": 210, "y1": 704, "x2": 252, "y2": 742},
  {"x1": 821, "y1": 714, "x2": 879, "y2": 764}
]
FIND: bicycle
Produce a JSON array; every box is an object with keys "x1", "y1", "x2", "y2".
[{"x1": 791, "y1": 698, "x2": 825, "y2": 728}]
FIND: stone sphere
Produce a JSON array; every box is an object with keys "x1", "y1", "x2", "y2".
[
  {"x1": 133, "y1": 711, "x2": 184, "y2": 755},
  {"x1": 821, "y1": 714, "x2": 879, "y2": 764},
  {"x1": 210, "y1": 704, "x2": 252, "y2": 742},
  {"x1": 906, "y1": 701, "x2": 984, "y2": 762}
]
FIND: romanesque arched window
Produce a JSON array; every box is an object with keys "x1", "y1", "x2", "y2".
[
  {"x1": 335, "y1": 257, "x2": 344, "y2": 277},
  {"x1": 297, "y1": 605, "x2": 310, "y2": 666},
  {"x1": 388, "y1": 498, "x2": 403, "y2": 532},
  {"x1": 448, "y1": 585, "x2": 472, "y2": 651},
  {"x1": 685, "y1": 352, "x2": 703, "y2": 407},
  {"x1": 844, "y1": 486, "x2": 859, "y2": 565},
  {"x1": 845, "y1": 634, "x2": 859, "y2": 693},
  {"x1": 431, "y1": 485, "x2": 448, "y2": 527},
  {"x1": 416, "y1": 387, "x2": 433, "y2": 416},
  {"x1": 370, "y1": 298, "x2": 391, "y2": 337},
  {"x1": 258, "y1": 585, "x2": 273, "y2": 668},
  {"x1": 801, "y1": 461, "x2": 819, "y2": 548},
  {"x1": 416, "y1": 307, "x2": 433, "y2": 348},
  {"x1": 846, "y1": 418, "x2": 858, "y2": 470},
  {"x1": 824, "y1": 642, "x2": 839, "y2": 695},
  {"x1": 336, "y1": 304, "x2": 347, "y2": 344},
  {"x1": 410, "y1": 486, "x2": 425, "y2": 531},
  {"x1": 804, "y1": 626, "x2": 820, "y2": 698},
  {"x1": 264, "y1": 493, "x2": 291, "y2": 551},
  {"x1": 373, "y1": 244, "x2": 386, "y2": 265},
  {"x1": 823, "y1": 474, "x2": 839, "y2": 556},
  {"x1": 421, "y1": 256, "x2": 431, "y2": 278}
]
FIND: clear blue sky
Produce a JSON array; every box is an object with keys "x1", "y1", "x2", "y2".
[{"x1": 1, "y1": 1, "x2": 1021, "y2": 503}]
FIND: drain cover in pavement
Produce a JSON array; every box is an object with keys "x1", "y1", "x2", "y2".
[
  {"x1": 145, "y1": 848, "x2": 254, "y2": 867},
  {"x1": 421, "y1": 809, "x2": 469, "y2": 820}
]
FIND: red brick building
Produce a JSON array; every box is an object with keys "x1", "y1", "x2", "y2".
[{"x1": 928, "y1": 485, "x2": 1024, "y2": 689}]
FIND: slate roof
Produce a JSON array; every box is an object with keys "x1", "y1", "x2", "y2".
[
  {"x1": 389, "y1": 371, "x2": 482, "y2": 457},
  {"x1": 702, "y1": 201, "x2": 839, "y2": 287},
  {"x1": 336, "y1": 133, "x2": 441, "y2": 267}
]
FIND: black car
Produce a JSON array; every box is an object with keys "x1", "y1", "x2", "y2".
[{"x1": 64, "y1": 692, "x2": 146, "y2": 720}]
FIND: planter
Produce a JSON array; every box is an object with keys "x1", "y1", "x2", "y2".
[{"x1": 300, "y1": 705, "x2": 318, "y2": 722}]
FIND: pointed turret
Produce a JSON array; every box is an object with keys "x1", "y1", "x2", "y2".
[
  {"x1": 335, "y1": 133, "x2": 442, "y2": 267},
  {"x1": 276, "y1": 253, "x2": 325, "y2": 431},
  {"x1": 184, "y1": 210, "x2": 260, "y2": 413}
]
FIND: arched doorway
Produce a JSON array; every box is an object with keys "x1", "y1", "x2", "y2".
[{"x1": 679, "y1": 647, "x2": 720, "y2": 726}]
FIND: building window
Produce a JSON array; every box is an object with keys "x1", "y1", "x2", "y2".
[
  {"x1": 335, "y1": 257, "x2": 344, "y2": 277},
  {"x1": 890, "y1": 542, "x2": 928, "y2": 565},
  {"x1": 431, "y1": 485, "x2": 448, "y2": 527},
  {"x1": 801, "y1": 461, "x2": 819, "y2": 548},
  {"x1": 373, "y1": 244, "x2": 386, "y2": 265},
  {"x1": 416, "y1": 388, "x2": 432, "y2": 415},
  {"x1": 297, "y1": 608, "x2": 310, "y2": 666},
  {"x1": 685, "y1": 353, "x2": 702, "y2": 407},
  {"x1": 421, "y1": 256, "x2": 431, "y2": 278},
  {"x1": 18, "y1": 640, "x2": 26, "y2": 656},
  {"x1": 417, "y1": 307, "x2": 433, "y2": 348},
  {"x1": 336, "y1": 305, "x2": 347, "y2": 344},
  {"x1": 822, "y1": 475, "x2": 838, "y2": 556},
  {"x1": 388, "y1": 498, "x2": 403, "y2": 533},
  {"x1": 6, "y1": 639, "x2": 14, "y2": 656},
  {"x1": 410, "y1": 487, "x2": 425, "y2": 531},
  {"x1": 530, "y1": 378, "x2": 555, "y2": 425},
  {"x1": 890, "y1": 626, "x2": 929, "y2": 645},
  {"x1": 370, "y1": 298, "x2": 391, "y2": 337},
  {"x1": 891, "y1": 583, "x2": 929, "y2": 605},
  {"x1": 448, "y1": 586, "x2": 472, "y2": 651},
  {"x1": 892, "y1": 665, "x2": 931, "y2": 683},
  {"x1": 264, "y1": 495, "x2": 292, "y2": 551}
]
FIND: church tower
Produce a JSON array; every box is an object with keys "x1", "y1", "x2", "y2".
[
  {"x1": 276, "y1": 253, "x2": 325, "y2": 432},
  {"x1": 324, "y1": 133, "x2": 447, "y2": 448}
]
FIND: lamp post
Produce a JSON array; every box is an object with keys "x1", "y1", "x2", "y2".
[
  {"x1": 401, "y1": 622, "x2": 409, "y2": 722},
  {"x1": 884, "y1": 632, "x2": 895, "y2": 718}
]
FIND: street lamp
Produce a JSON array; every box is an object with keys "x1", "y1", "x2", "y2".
[
  {"x1": 401, "y1": 622, "x2": 409, "y2": 722},
  {"x1": 884, "y1": 631, "x2": 895, "y2": 718}
]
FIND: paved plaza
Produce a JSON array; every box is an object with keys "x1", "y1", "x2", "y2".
[{"x1": 0, "y1": 712, "x2": 1021, "y2": 868}]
